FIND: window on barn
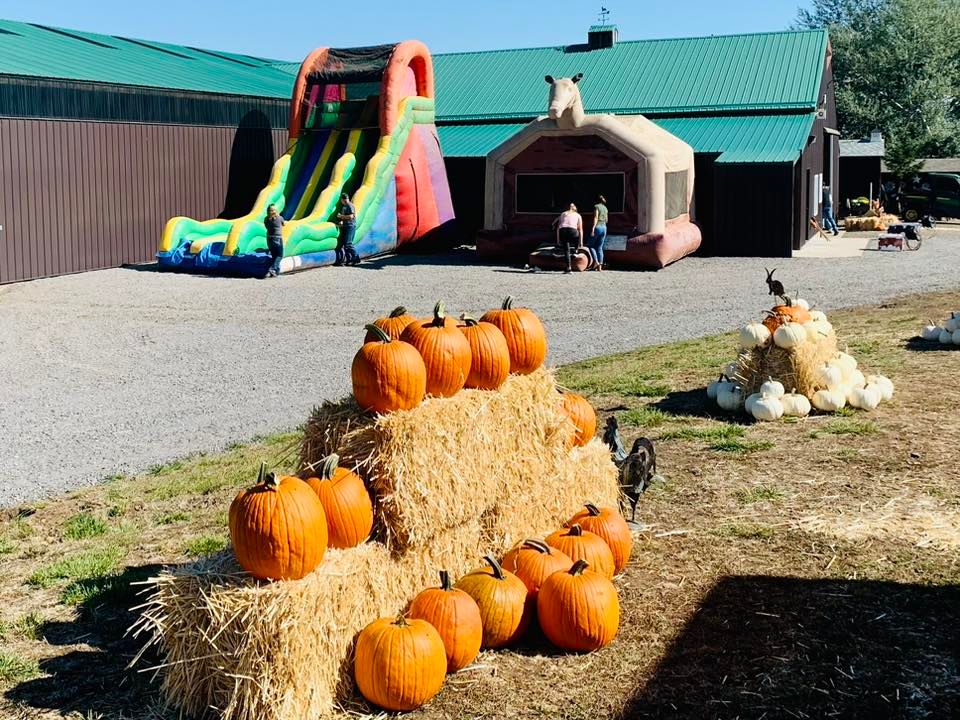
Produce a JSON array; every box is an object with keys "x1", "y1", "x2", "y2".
[
  {"x1": 515, "y1": 173, "x2": 625, "y2": 214},
  {"x1": 665, "y1": 171, "x2": 688, "y2": 219}
]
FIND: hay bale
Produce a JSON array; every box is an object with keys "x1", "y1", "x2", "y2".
[{"x1": 734, "y1": 331, "x2": 838, "y2": 397}]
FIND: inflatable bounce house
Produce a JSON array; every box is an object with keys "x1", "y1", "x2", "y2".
[
  {"x1": 157, "y1": 42, "x2": 454, "y2": 275},
  {"x1": 478, "y1": 74, "x2": 701, "y2": 270}
]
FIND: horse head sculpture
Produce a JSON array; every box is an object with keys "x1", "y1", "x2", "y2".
[{"x1": 545, "y1": 73, "x2": 585, "y2": 129}]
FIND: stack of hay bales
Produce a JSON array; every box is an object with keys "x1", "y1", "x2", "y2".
[
  {"x1": 844, "y1": 213, "x2": 899, "y2": 232},
  {"x1": 134, "y1": 369, "x2": 618, "y2": 720}
]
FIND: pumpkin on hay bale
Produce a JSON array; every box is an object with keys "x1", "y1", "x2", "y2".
[{"x1": 133, "y1": 369, "x2": 619, "y2": 720}]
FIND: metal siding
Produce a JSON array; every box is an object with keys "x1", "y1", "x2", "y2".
[{"x1": 0, "y1": 118, "x2": 287, "y2": 284}]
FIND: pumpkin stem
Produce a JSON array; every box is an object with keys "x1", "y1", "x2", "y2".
[
  {"x1": 388, "y1": 306, "x2": 408, "y2": 318},
  {"x1": 256, "y1": 461, "x2": 267, "y2": 485},
  {"x1": 320, "y1": 454, "x2": 339, "y2": 481},
  {"x1": 585, "y1": 503, "x2": 602, "y2": 516},
  {"x1": 431, "y1": 301, "x2": 446, "y2": 326},
  {"x1": 483, "y1": 554, "x2": 506, "y2": 580},
  {"x1": 521, "y1": 539, "x2": 552, "y2": 554},
  {"x1": 258, "y1": 461, "x2": 280, "y2": 490},
  {"x1": 364, "y1": 323, "x2": 392, "y2": 344},
  {"x1": 569, "y1": 559, "x2": 590, "y2": 576},
  {"x1": 394, "y1": 614, "x2": 408, "y2": 627},
  {"x1": 568, "y1": 524, "x2": 584, "y2": 537},
  {"x1": 459, "y1": 313, "x2": 479, "y2": 327},
  {"x1": 501, "y1": 296, "x2": 514, "y2": 310},
  {"x1": 439, "y1": 570, "x2": 453, "y2": 591}
]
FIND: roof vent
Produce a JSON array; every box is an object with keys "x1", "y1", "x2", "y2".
[
  {"x1": 588, "y1": 24, "x2": 618, "y2": 50},
  {"x1": 870, "y1": 129, "x2": 883, "y2": 143}
]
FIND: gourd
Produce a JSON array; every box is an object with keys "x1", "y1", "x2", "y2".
[
  {"x1": 545, "y1": 524, "x2": 615, "y2": 580},
  {"x1": 763, "y1": 303, "x2": 812, "y2": 332},
  {"x1": 480, "y1": 296, "x2": 548, "y2": 375},
  {"x1": 780, "y1": 392, "x2": 811, "y2": 417},
  {"x1": 501, "y1": 539, "x2": 573, "y2": 600},
  {"x1": 805, "y1": 320, "x2": 833, "y2": 342},
  {"x1": 848, "y1": 385, "x2": 881, "y2": 410},
  {"x1": 400, "y1": 302, "x2": 473, "y2": 397},
  {"x1": 565, "y1": 504, "x2": 632, "y2": 574},
  {"x1": 739, "y1": 321, "x2": 771, "y2": 349},
  {"x1": 454, "y1": 556, "x2": 530, "y2": 648},
  {"x1": 921, "y1": 323, "x2": 942, "y2": 341},
  {"x1": 229, "y1": 463, "x2": 328, "y2": 581},
  {"x1": 560, "y1": 392, "x2": 597, "y2": 448},
  {"x1": 537, "y1": 560, "x2": 620, "y2": 652},
  {"x1": 408, "y1": 570, "x2": 483, "y2": 673},
  {"x1": 354, "y1": 616, "x2": 447, "y2": 711},
  {"x1": 836, "y1": 351, "x2": 858, "y2": 370},
  {"x1": 750, "y1": 394, "x2": 784, "y2": 422},
  {"x1": 809, "y1": 310, "x2": 828, "y2": 323},
  {"x1": 353, "y1": 324, "x2": 427, "y2": 414},
  {"x1": 304, "y1": 454, "x2": 373, "y2": 549},
  {"x1": 816, "y1": 364, "x2": 843, "y2": 390},
  {"x1": 945, "y1": 315, "x2": 960, "y2": 333},
  {"x1": 716, "y1": 385, "x2": 744, "y2": 412},
  {"x1": 939, "y1": 329, "x2": 954, "y2": 345},
  {"x1": 744, "y1": 392, "x2": 762, "y2": 416},
  {"x1": 457, "y1": 316, "x2": 510, "y2": 390},
  {"x1": 773, "y1": 322, "x2": 807, "y2": 349},
  {"x1": 812, "y1": 389, "x2": 846, "y2": 412},
  {"x1": 953, "y1": 329, "x2": 960, "y2": 346},
  {"x1": 865, "y1": 375, "x2": 894, "y2": 400},
  {"x1": 707, "y1": 376, "x2": 733, "y2": 400},
  {"x1": 365, "y1": 306, "x2": 416, "y2": 342},
  {"x1": 760, "y1": 378, "x2": 785, "y2": 398},
  {"x1": 847, "y1": 368, "x2": 866, "y2": 389}
]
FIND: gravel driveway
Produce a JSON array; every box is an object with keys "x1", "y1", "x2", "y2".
[{"x1": 3, "y1": 227, "x2": 959, "y2": 506}]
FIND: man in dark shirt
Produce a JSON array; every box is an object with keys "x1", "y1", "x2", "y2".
[
  {"x1": 264, "y1": 204, "x2": 284, "y2": 277},
  {"x1": 335, "y1": 193, "x2": 361, "y2": 266}
]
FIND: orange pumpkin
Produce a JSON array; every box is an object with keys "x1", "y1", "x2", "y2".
[
  {"x1": 501, "y1": 538, "x2": 572, "y2": 600},
  {"x1": 560, "y1": 392, "x2": 597, "y2": 447},
  {"x1": 565, "y1": 504, "x2": 632, "y2": 574},
  {"x1": 762, "y1": 302, "x2": 812, "y2": 333},
  {"x1": 365, "y1": 306, "x2": 416, "y2": 342},
  {"x1": 545, "y1": 524, "x2": 615, "y2": 580},
  {"x1": 480, "y1": 296, "x2": 547, "y2": 375},
  {"x1": 400, "y1": 302, "x2": 472, "y2": 397},
  {"x1": 304, "y1": 454, "x2": 373, "y2": 549},
  {"x1": 354, "y1": 615, "x2": 447, "y2": 711},
  {"x1": 454, "y1": 555, "x2": 530, "y2": 648},
  {"x1": 229, "y1": 463, "x2": 328, "y2": 581},
  {"x1": 458, "y1": 316, "x2": 510, "y2": 390},
  {"x1": 537, "y1": 559, "x2": 620, "y2": 651},
  {"x1": 408, "y1": 570, "x2": 483, "y2": 672},
  {"x1": 352, "y1": 324, "x2": 427, "y2": 414}
]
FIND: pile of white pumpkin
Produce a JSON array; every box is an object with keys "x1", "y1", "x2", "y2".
[{"x1": 919, "y1": 313, "x2": 960, "y2": 346}]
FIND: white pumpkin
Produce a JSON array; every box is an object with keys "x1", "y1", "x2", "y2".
[
  {"x1": 707, "y1": 378, "x2": 734, "y2": 400},
  {"x1": 805, "y1": 320, "x2": 833, "y2": 342},
  {"x1": 812, "y1": 389, "x2": 846, "y2": 412},
  {"x1": 921, "y1": 324, "x2": 942, "y2": 341},
  {"x1": 760, "y1": 378, "x2": 785, "y2": 398},
  {"x1": 865, "y1": 374, "x2": 894, "y2": 401},
  {"x1": 847, "y1": 368, "x2": 866, "y2": 389},
  {"x1": 794, "y1": 297, "x2": 811, "y2": 311},
  {"x1": 945, "y1": 316, "x2": 960, "y2": 333},
  {"x1": 816, "y1": 364, "x2": 843, "y2": 390},
  {"x1": 848, "y1": 385, "x2": 881, "y2": 410},
  {"x1": 809, "y1": 310, "x2": 828, "y2": 323},
  {"x1": 744, "y1": 392, "x2": 763, "y2": 415},
  {"x1": 836, "y1": 351, "x2": 858, "y2": 370},
  {"x1": 952, "y1": 329, "x2": 960, "y2": 345},
  {"x1": 781, "y1": 392, "x2": 811, "y2": 417},
  {"x1": 717, "y1": 385, "x2": 744, "y2": 412},
  {"x1": 774, "y1": 323, "x2": 807, "y2": 349},
  {"x1": 739, "y1": 321, "x2": 771, "y2": 349},
  {"x1": 750, "y1": 395, "x2": 784, "y2": 422},
  {"x1": 939, "y1": 329, "x2": 954, "y2": 345}
]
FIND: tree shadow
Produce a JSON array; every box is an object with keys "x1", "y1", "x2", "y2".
[
  {"x1": 219, "y1": 110, "x2": 276, "y2": 219},
  {"x1": 616, "y1": 575, "x2": 960, "y2": 719},
  {"x1": 7, "y1": 563, "x2": 167, "y2": 717}
]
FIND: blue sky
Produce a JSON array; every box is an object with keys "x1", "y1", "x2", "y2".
[{"x1": 0, "y1": 1, "x2": 808, "y2": 59}]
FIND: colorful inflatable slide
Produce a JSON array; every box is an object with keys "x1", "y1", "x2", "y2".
[{"x1": 157, "y1": 42, "x2": 454, "y2": 275}]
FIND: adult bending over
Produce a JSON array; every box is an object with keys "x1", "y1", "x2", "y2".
[
  {"x1": 588, "y1": 194, "x2": 608, "y2": 271},
  {"x1": 556, "y1": 203, "x2": 584, "y2": 273}
]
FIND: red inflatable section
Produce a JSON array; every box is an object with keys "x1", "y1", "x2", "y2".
[{"x1": 395, "y1": 126, "x2": 441, "y2": 245}]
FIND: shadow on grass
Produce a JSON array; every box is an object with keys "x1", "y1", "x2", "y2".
[
  {"x1": 615, "y1": 575, "x2": 960, "y2": 719},
  {"x1": 904, "y1": 337, "x2": 960, "y2": 352},
  {"x1": 7, "y1": 563, "x2": 165, "y2": 716},
  {"x1": 650, "y1": 388, "x2": 752, "y2": 425}
]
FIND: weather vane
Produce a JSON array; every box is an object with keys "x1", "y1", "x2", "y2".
[{"x1": 598, "y1": 6, "x2": 611, "y2": 24}]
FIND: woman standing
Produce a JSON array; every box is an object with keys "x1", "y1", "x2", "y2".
[
  {"x1": 589, "y1": 194, "x2": 608, "y2": 271},
  {"x1": 264, "y1": 204, "x2": 284, "y2": 277},
  {"x1": 555, "y1": 203, "x2": 584, "y2": 273}
]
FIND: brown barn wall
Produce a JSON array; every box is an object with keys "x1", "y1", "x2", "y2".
[{"x1": 0, "y1": 118, "x2": 287, "y2": 284}]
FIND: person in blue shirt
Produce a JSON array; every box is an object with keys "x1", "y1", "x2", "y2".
[
  {"x1": 335, "y1": 193, "x2": 361, "y2": 266},
  {"x1": 822, "y1": 184, "x2": 840, "y2": 236},
  {"x1": 264, "y1": 204, "x2": 284, "y2": 277}
]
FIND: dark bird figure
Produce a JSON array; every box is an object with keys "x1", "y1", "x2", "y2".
[
  {"x1": 603, "y1": 416, "x2": 628, "y2": 465},
  {"x1": 765, "y1": 267, "x2": 786, "y2": 303},
  {"x1": 619, "y1": 437, "x2": 657, "y2": 527}
]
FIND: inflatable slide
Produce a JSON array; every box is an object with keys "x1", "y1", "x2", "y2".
[{"x1": 157, "y1": 42, "x2": 454, "y2": 275}]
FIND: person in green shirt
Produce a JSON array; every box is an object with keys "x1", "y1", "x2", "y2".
[{"x1": 588, "y1": 194, "x2": 609, "y2": 270}]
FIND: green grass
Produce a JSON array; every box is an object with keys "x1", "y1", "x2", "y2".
[
  {"x1": 61, "y1": 565, "x2": 158, "y2": 609},
  {"x1": 710, "y1": 439, "x2": 775, "y2": 454},
  {"x1": 62, "y1": 512, "x2": 107, "y2": 540},
  {"x1": 0, "y1": 535, "x2": 14, "y2": 555},
  {"x1": 184, "y1": 535, "x2": 228, "y2": 557},
  {"x1": 713, "y1": 522, "x2": 776, "y2": 540},
  {"x1": 735, "y1": 485, "x2": 785, "y2": 503},
  {"x1": 810, "y1": 418, "x2": 878, "y2": 438},
  {"x1": 619, "y1": 407, "x2": 673, "y2": 428},
  {"x1": 26, "y1": 546, "x2": 126, "y2": 589},
  {"x1": 659, "y1": 424, "x2": 746, "y2": 442},
  {"x1": 0, "y1": 649, "x2": 41, "y2": 685},
  {"x1": 11, "y1": 612, "x2": 45, "y2": 641},
  {"x1": 155, "y1": 511, "x2": 191, "y2": 526}
]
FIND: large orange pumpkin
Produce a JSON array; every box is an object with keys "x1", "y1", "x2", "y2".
[
  {"x1": 545, "y1": 524, "x2": 615, "y2": 580},
  {"x1": 501, "y1": 538, "x2": 573, "y2": 601},
  {"x1": 762, "y1": 302, "x2": 812, "y2": 333},
  {"x1": 304, "y1": 454, "x2": 373, "y2": 549},
  {"x1": 454, "y1": 555, "x2": 530, "y2": 648},
  {"x1": 408, "y1": 570, "x2": 483, "y2": 672},
  {"x1": 352, "y1": 324, "x2": 427, "y2": 414},
  {"x1": 457, "y1": 316, "x2": 510, "y2": 390},
  {"x1": 560, "y1": 392, "x2": 597, "y2": 447},
  {"x1": 365, "y1": 306, "x2": 416, "y2": 342},
  {"x1": 480, "y1": 296, "x2": 547, "y2": 375},
  {"x1": 400, "y1": 302, "x2": 472, "y2": 397},
  {"x1": 229, "y1": 463, "x2": 328, "y2": 581},
  {"x1": 537, "y1": 559, "x2": 620, "y2": 652},
  {"x1": 565, "y1": 504, "x2": 632, "y2": 574},
  {"x1": 354, "y1": 615, "x2": 447, "y2": 711}
]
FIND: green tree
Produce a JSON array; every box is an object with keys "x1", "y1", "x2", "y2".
[{"x1": 796, "y1": 0, "x2": 960, "y2": 177}]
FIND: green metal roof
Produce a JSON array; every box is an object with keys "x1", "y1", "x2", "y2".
[
  {"x1": 438, "y1": 113, "x2": 816, "y2": 163},
  {"x1": 433, "y1": 30, "x2": 828, "y2": 121},
  {"x1": 0, "y1": 18, "x2": 294, "y2": 97}
]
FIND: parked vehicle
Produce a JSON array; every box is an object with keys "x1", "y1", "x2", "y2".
[{"x1": 900, "y1": 172, "x2": 960, "y2": 221}]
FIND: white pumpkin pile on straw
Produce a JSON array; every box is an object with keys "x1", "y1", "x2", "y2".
[
  {"x1": 919, "y1": 312, "x2": 960, "y2": 346},
  {"x1": 708, "y1": 296, "x2": 894, "y2": 421}
]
